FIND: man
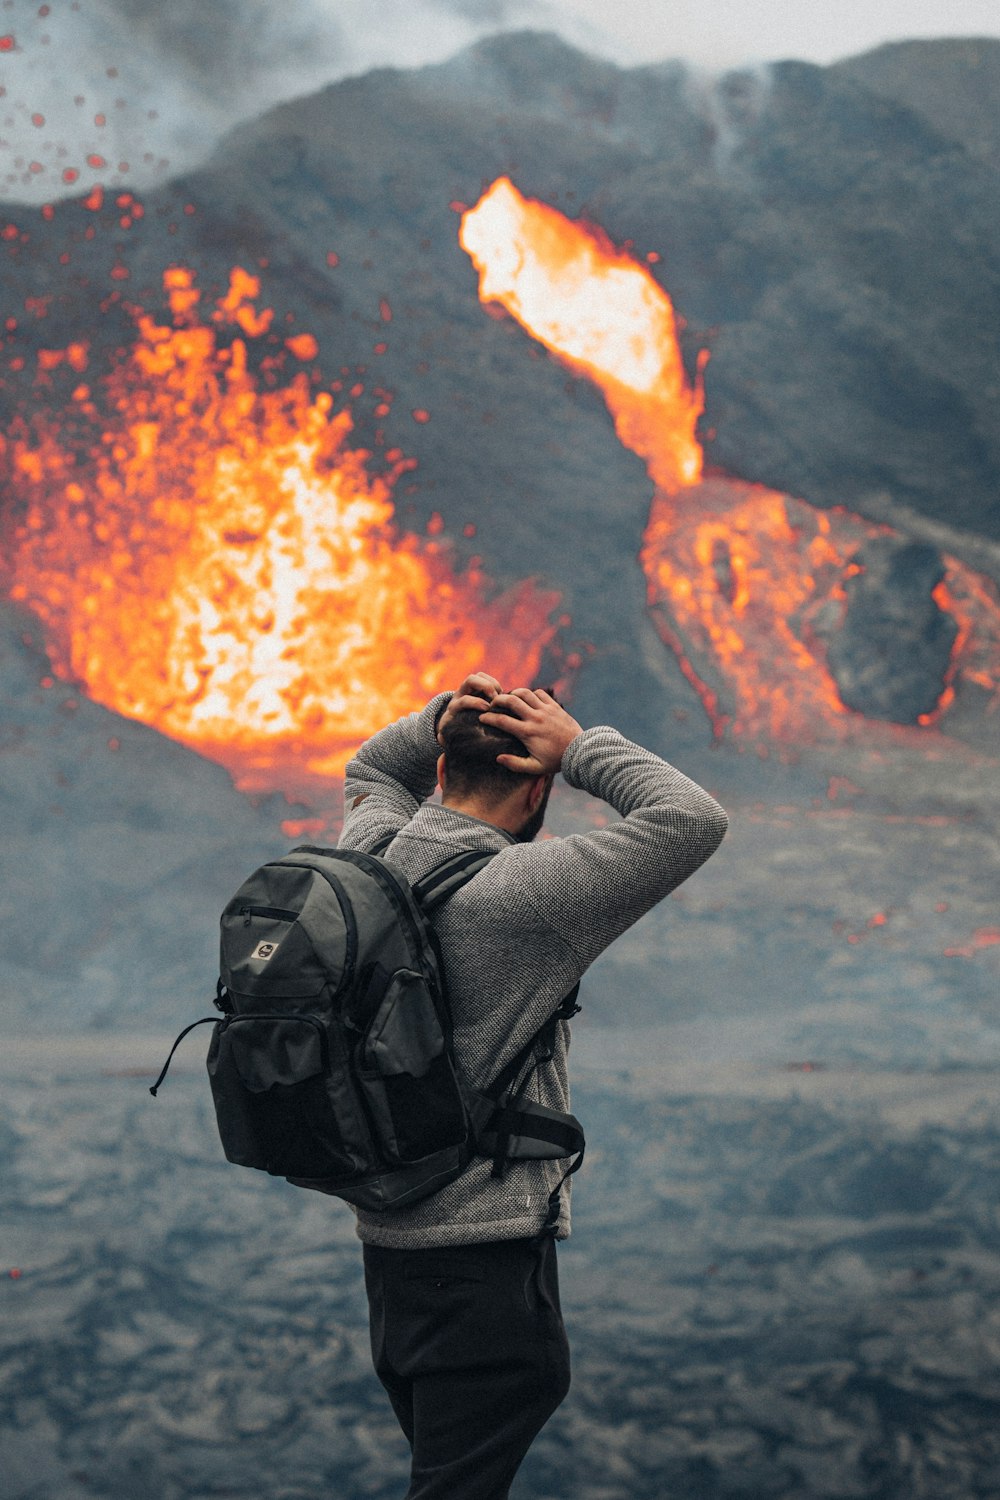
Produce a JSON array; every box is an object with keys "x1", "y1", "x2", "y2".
[{"x1": 339, "y1": 672, "x2": 728, "y2": 1499}]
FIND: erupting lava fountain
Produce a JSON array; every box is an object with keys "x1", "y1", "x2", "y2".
[{"x1": 3, "y1": 267, "x2": 560, "y2": 798}]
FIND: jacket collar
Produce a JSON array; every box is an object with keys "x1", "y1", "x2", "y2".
[{"x1": 397, "y1": 802, "x2": 516, "y2": 852}]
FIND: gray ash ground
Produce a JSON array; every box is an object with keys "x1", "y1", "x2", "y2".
[
  {"x1": 4, "y1": 1044, "x2": 1000, "y2": 1500},
  {"x1": 3, "y1": 724, "x2": 999, "y2": 1499}
]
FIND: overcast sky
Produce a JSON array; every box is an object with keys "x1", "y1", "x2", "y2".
[{"x1": 1, "y1": 0, "x2": 998, "y2": 202}]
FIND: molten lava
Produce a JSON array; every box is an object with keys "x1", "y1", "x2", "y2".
[
  {"x1": 460, "y1": 176, "x2": 704, "y2": 494},
  {"x1": 641, "y1": 478, "x2": 865, "y2": 741},
  {"x1": 2, "y1": 267, "x2": 560, "y2": 795},
  {"x1": 460, "y1": 179, "x2": 1000, "y2": 746}
]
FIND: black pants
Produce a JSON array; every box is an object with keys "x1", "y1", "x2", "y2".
[{"x1": 363, "y1": 1236, "x2": 571, "y2": 1500}]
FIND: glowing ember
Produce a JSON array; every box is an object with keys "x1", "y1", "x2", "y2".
[
  {"x1": 460, "y1": 177, "x2": 704, "y2": 493},
  {"x1": 944, "y1": 927, "x2": 1000, "y2": 959},
  {"x1": 461, "y1": 179, "x2": 1000, "y2": 745},
  {"x1": 2, "y1": 267, "x2": 560, "y2": 796}
]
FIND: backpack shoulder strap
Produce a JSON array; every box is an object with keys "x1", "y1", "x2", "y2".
[
  {"x1": 408, "y1": 844, "x2": 585, "y2": 1207},
  {"x1": 412, "y1": 850, "x2": 496, "y2": 912},
  {"x1": 487, "y1": 983, "x2": 581, "y2": 1102}
]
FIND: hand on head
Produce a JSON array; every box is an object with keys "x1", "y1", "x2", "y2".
[
  {"x1": 480, "y1": 687, "x2": 582, "y2": 776},
  {"x1": 436, "y1": 671, "x2": 503, "y2": 744}
]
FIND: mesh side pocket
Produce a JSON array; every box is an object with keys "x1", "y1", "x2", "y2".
[
  {"x1": 360, "y1": 971, "x2": 467, "y2": 1163},
  {"x1": 362, "y1": 970, "x2": 444, "y2": 1077},
  {"x1": 242, "y1": 1073, "x2": 359, "y2": 1178}
]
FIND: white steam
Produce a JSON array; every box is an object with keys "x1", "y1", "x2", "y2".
[{"x1": 0, "y1": 0, "x2": 547, "y2": 203}]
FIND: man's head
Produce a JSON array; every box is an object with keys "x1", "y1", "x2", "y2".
[{"x1": 437, "y1": 704, "x2": 552, "y2": 842}]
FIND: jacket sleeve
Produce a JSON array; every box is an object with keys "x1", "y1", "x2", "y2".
[
  {"x1": 339, "y1": 692, "x2": 451, "y2": 851},
  {"x1": 508, "y1": 726, "x2": 728, "y2": 971}
]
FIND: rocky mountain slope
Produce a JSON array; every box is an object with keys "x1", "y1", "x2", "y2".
[
  {"x1": 3, "y1": 31, "x2": 998, "y2": 548},
  {"x1": 835, "y1": 36, "x2": 1000, "y2": 173},
  {"x1": 0, "y1": 33, "x2": 997, "y2": 1031}
]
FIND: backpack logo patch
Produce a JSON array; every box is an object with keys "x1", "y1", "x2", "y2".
[{"x1": 251, "y1": 940, "x2": 280, "y2": 961}]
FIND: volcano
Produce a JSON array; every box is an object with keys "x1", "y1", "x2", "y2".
[
  {"x1": 4, "y1": 165, "x2": 998, "y2": 786},
  {"x1": 2, "y1": 32, "x2": 998, "y2": 769},
  {"x1": 0, "y1": 30, "x2": 998, "y2": 1032}
]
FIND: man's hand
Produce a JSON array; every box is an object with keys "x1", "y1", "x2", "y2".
[
  {"x1": 480, "y1": 688, "x2": 583, "y2": 776},
  {"x1": 436, "y1": 671, "x2": 503, "y2": 744}
]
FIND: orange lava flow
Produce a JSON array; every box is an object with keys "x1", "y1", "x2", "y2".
[
  {"x1": 646, "y1": 484, "x2": 1000, "y2": 745},
  {"x1": 642, "y1": 480, "x2": 878, "y2": 741},
  {"x1": 2, "y1": 267, "x2": 560, "y2": 795},
  {"x1": 461, "y1": 179, "x2": 1000, "y2": 745},
  {"x1": 921, "y1": 567, "x2": 1000, "y2": 727},
  {"x1": 460, "y1": 177, "x2": 704, "y2": 493}
]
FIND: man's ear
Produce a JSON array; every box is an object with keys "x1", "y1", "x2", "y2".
[
  {"x1": 436, "y1": 751, "x2": 447, "y2": 791},
  {"x1": 526, "y1": 774, "x2": 550, "y2": 812}
]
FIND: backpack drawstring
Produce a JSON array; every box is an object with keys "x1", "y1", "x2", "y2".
[{"x1": 149, "y1": 1016, "x2": 220, "y2": 1096}]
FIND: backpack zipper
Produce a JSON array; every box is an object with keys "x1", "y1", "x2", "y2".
[
  {"x1": 279, "y1": 860, "x2": 358, "y2": 991},
  {"x1": 330, "y1": 852, "x2": 426, "y2": 965},
  {"x1": 240, "y1": 905, "x2": 300, "y2": 927}
]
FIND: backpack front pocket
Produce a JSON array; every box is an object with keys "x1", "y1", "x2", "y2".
[
  {"x1": 207, "y1": 1015, "x2": 368, "y2": 1179},
  {"x1": 222, "y1": 893, "x2": 333, "y2": 999}
]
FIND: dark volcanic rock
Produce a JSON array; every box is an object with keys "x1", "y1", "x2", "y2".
[
  {"x1": 6, "y1": 1055, "x2": 1000, "y2": 1500},
  {"x1": 0, "y1": 600, "x2": 296, "y2": 1032},
  {"x1": 835, "y1": 37, "x2": 1000, "y2": 174},
  {"x1": 821, "y1": 538, "x2": 959, "y2": 722}
]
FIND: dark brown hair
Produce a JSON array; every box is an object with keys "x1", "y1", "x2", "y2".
[{"x1": 438, "y1": 705, "x2": 532, "y2": 803}]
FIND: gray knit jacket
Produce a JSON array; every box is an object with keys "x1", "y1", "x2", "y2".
[{"x1": 339, "y1": 694, "x2": 728, "y2": 1248}]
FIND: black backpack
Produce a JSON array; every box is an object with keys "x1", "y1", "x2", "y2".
[{"x1": 151, "y1": 844, "x2": 584, "y2": 1228}]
